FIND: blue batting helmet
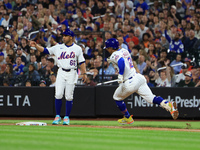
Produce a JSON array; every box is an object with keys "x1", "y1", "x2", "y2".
[
  {"x1": 105, "y1": 38, "x2": 119, "y2": 49},
  {"x1": 62, "y1": 29, "x2": 74, "y2": 37}
]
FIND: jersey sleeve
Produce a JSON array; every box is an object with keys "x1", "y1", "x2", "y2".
[
  {"x1": 77, "y1": 46, "x2": 85, "y2": 63},
  {"x1": 110, "y1": 51, "x2": 121, "y2": 64},
  {"x1": 46, "y1": 45, "x2": 58, "y2": 55}
]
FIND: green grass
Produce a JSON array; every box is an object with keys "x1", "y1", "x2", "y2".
[{"x1": 0, "y1": 120, "x2": 200, "y2": 150}]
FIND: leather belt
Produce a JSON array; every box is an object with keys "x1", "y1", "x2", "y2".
[{"x1": 62, "y1": 68, "x2": 76, "y2": 72}]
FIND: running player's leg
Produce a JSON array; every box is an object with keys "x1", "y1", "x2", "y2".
[
  {"x1": 113, "y1": 84, "x2": 134, "y2": 124},
  {"x1": 137, "y1": 79, "x2": 179, "y2": 119}
]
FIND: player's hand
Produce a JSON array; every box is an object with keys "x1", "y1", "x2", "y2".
[
  {"x1": 82, "y1": 74, "x2": 87, "y2": 83},
  {"x1": 118, "y1": 74, "x2": 123, "y2": 84},
  {"x1": 29, "y1": 41, "x2": 37, "y2": 47},
  {"x1": 107, "y1": 58, "x2": 111, "y2": 64}
]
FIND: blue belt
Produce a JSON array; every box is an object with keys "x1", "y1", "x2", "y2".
[
  {"x1": 129, "y1": 77, "x2": 133, "y2": 80},
  {"x1": 62, "y1": 68, "x2": 76, "y2": 72}
]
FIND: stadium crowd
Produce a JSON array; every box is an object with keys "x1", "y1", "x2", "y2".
[{"x1": 0, "y1": 0, "x2": 200, "y2": 87}]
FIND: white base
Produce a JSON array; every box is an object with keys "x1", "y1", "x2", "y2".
[{"x1": 16, "y1": 121, "x2": 47, "y2": 126}]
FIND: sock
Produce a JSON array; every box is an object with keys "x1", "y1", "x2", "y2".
[
  {"x1": 55, "y1": 99, "x2": 62, "y2": 116},
  {"x1": 115, "y1": 100, "x2": 130, "y2": 118},
  {"x1": 153, "y1": 96, "x2": 166, "y2": 105},
  {"x1": 65, "y1": 101, "x2": 73, "y2": 116}
]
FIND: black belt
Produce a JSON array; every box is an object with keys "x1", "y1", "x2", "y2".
[
  {"x1": 62, "y1": 68, "x2": 76, "y2": 72},
  {"x1": 129, "y1": 77, "x2": 133, "y2": 80}
]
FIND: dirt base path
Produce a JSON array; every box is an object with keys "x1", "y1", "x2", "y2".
[{"x1": 0, "y1": 117, "x2": 200, "y2": 132}]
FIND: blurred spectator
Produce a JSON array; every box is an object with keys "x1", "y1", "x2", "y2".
[
  {"x1": 24, "y1": 63, "x2": 40, "y2": 86},
  {"x1": 157, "y1": 49, "x2": 168, "y2": 66},
  {"x1": 179, "y1": 57, "x2": 193, "y2": 73},
  {"x1": 143, "y1": 54, "x2": 161, "y2": 75},
  {"x1": 170, "y1": 54, "x2": 183, "y2": 74},
  {"x1": 49, "y1": 73, "x2": 56, "y2": 87},
  {"x1": 13, "y1": 56, "x2": 24, "y2": 75},
  {"x1": 178, "y1": 71, "x2": 195, "y2": 87},
  {"x1": 34, "y1": 28, "x2": 48, "y2": 47},
  {"x1": 176, "y1": 0, "x2": 185, "y2": 19},
  {"x1": 117, "y1": 36, "x2": 128, "y2": 50},
  {"x1": 47, "y1": 58, "x2": 58, "y2": 74},
  {"x1": 23, "y1": 54, "x2": 38, "y2": 74},
  {"x1": 164, "y1": 28, "x2": 184, "y2": 55},
  {"x1": 175, "y1": 63, "x2": 189, "y2": 85},
  {"x1": 25, "y1": 80, "x2": 32, "y2": 87},
  {"x1": 0, "y1": 13, "x2": 4, "y2": 26},
  {"x1": 1, "y1": 13, "x2": 11, "y2": 28},
  {"x1": 126, "y1": 29, "x2": 139, "y2": 46},
  {"x1": 15, "y1": 47, "x2": 27, "y2": 65},
  {"x1": 88, "y1": 57, "x2": 102, "y2": 80},
  {"x1": 134, "y1": 0, "x2": 149, "y2": 16},
  {"x1": 99, "y1": 59, "x2": 116, "y2": 81},
  {"x1": 137, "y1": 22, "x2": 149, "y2": 41},
  {"x1": 84, "y1": 74, "x2": 96, "y2": 86},
  {"x1": 144, "y1": 74, "x2": 154, "y2": 87},
  {"x1": 39, "y1": 80, "x2": 46, "y2": 87},
  {"x1": 137, "y1": 54, "x2": 146, "y2": 74},
  {"x1": 183, "y1": 29, "x2": 197, "y2": 54},
  {"x1": 0, "y1": 25, "x2": 5, "y2": 38},
  {"x1": 0, "y1": 52, "x2": 6, "y2": 73},
  {"x1": 0, "y1": 63, "x2": 16, "y2": 86},
  {"x1": 169, "y1": 5, "x2": 182, "y2": 24},
  {"x1": 20, "y1": 36, "x2": 30, "y2": 56},
  {"x1": 155, "y1": 68, "x2": 171, "y2": 87}
]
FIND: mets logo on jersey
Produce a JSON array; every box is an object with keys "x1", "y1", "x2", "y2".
[{"x1": 58, "y1": 51, "x2": 75, "y2": 60}]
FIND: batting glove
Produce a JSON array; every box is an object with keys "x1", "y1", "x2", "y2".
[
  {"x1": 118, "y1": 74, "x2": 124, "y2": 84},
  {"x1": 107, "y1": 58, "x2": 111, "y2": 64}
]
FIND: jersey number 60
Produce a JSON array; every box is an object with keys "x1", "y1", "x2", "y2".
[{"x1": 70, "y1": 60, "x2": 76, "y2": 66}]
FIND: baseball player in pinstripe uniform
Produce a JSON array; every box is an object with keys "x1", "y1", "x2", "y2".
[
  {"x1": 105, "y1": 38, "x2": 179, "y2": 124},
  {"x1": 30, "y1": 29, "x2": 87, "y2": 125}
]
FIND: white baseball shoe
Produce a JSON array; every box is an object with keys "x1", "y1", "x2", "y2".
[{"x1": 160, "y1": 100, "x2": 179, "y2": 120}]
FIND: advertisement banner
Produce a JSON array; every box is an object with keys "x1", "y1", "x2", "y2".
[
  {"x1": 0, "y1": 87, "x2": 200, "y2": 119},
  {"x1": 58, "y1": 86, "x2": 96, "y2": 117},
  {"x1": 0, "y1": 87, "x2": 54, "y2": 116},
  {"x1": 96, "y1": 86, "x2": 200, "y2": 119}
]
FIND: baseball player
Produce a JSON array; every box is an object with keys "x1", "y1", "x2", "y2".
[
  {"x1": 105, "y1": 38, "x2": 179, "y2": 124},
  {"x1": 30, "y1": 29, "x2": 87, "y2": 125}
]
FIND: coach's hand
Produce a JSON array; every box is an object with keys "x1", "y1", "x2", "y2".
[
  {"x1": 82, "y1": 74, "x2": 87, "y2": 83},
  {"x1": 29, "y1": 41, "x2": 37, "y2": 47},
  {"x1": 118, "y1": 74, "x2": 123, "y2": 84}
]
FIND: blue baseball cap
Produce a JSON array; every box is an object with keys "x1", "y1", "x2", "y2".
[
  {"x1": 81, "y1": 39, "x2": 87, "y2": 43},
  {"x1": 105, "y1": 38, "x2": 119, "y2": 49},
  {"x1": 67, "y1": 11, "x2": 73, "y2": 14},
  {"x1": 39, "y1": 28, "x2": 45, "y2": 32},
  {"x1": 62, "y1": 29, "x2": 74, "y2": 37},
  {"x1": 51, "y1": 35, "x2": 56, "y2": 40},
  {"x1": 0, "y1": 52, "x2": 4, "y2": 56},
  {"x1": 81, "y1": 1, "x2": 86, "y2": 5},
  {"x1": 86, "y1": 26, "x2": 93, "y2": 31}
]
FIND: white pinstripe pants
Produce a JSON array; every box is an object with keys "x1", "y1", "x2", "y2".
[{"x1": 113, "y1": 73, "x2": 155, "y2": 103}]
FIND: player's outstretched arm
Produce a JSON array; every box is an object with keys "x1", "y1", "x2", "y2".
[{"x1": 29, "y1": 41, "x2": 44, "y2": 52}]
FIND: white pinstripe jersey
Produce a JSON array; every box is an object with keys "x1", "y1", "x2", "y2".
[
  {"x1": 110, "y1": 48, "x2": 136, "y2": 80},
  {"x1": 47, "y1": 43, "x2": 85, "y2": 69}
]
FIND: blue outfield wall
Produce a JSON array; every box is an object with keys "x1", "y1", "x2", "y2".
[{"x1": 0, "y1": 86, "x2": 200, "y2": 119}]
